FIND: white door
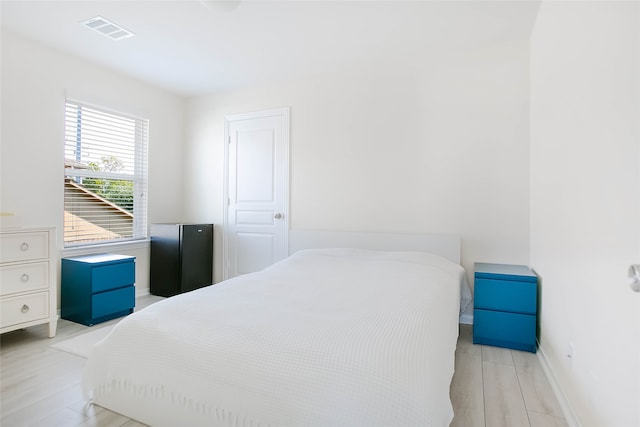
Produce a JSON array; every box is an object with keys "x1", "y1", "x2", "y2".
[{"x1": 224, "y1": 108, "x2": 289, "y2": 279}]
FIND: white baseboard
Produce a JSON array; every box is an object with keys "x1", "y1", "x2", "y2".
[
  {"x1": 135, "y1": 288, "x2": 150, "y2": 298},
  {"x1": 537, "y1": 343, "x2": 582, "y2": 427},
  {"x1": 459, "y1": 312, "x2": 473, "y2": 325}
]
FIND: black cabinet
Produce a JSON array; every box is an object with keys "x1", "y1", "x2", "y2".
[{"x1": 150, "y1": 224, "x2": 213, "y2": 297}]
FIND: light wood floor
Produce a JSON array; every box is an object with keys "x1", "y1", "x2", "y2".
[
  {"x1": 451, "y1": 324, "x2": 568, "y2": 427},
  {"x1": 2, "y1": 298, "x2": 567, "y2": 427}
]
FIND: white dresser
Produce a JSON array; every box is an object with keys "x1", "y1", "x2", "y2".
[{"x1": 1, "y1": 227, "x2": 58, "y2": 337}]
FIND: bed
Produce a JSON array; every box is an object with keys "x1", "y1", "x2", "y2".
[{"x1": 83, "y1": 232, "x2": 470, "y2": 426}]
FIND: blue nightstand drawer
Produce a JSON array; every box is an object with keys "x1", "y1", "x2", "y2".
[
  {"x1": 92, "y1": 286, "x2": 135, "y2": 319},
  {"x1": 474, "y1": 278, "x2": 537, "y2": 314},
  {"x1": 473, "y1": 309, "x2": 536, "y2": 352},
  {"x1": 92, "y1": 262, "x2": 135, "y2": 293}
]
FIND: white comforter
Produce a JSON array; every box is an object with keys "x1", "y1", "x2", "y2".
[{"x1": 83, "y1": 248, "x2": 467, "y2": 427}]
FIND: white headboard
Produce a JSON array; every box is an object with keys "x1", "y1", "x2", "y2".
[{"x1": 289, "y1": 230, "x2": 460, "y2": 264}]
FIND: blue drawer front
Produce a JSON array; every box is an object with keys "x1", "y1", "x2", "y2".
[
  {"x1": 92, "y1": 286, "x2": 135, "y2": 319},
  {"x1": 473, "y1": 309, "x2": 536, "y2": 352},
  {"x1": 474, "y1": 278, "x2": 536, "y2": 314},
  {"x1": 91, "y1": 261, "x2": 135, "y2": 293}
]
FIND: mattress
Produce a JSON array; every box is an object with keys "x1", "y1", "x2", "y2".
[{"x1": 83, "y1": 248, "x2": 469, "y2": 426}]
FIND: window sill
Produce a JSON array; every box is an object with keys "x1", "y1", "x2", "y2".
[{"x1": 62, "y1": 239, "x2": 149, "y2": 258}]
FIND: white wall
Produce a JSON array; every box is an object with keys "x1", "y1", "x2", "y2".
[
  {"x1": 185, "y1": 42, "x2": 532, "y2": 285},
  {"x1": 0, "y1": 29, "x2": 186, "y2": 297},
  {"x1": 531, "y1": 2, "x2": 640, "y2": 426}
]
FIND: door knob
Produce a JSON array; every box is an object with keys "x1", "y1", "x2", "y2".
[
  {"x1": 629, "y1": 265, "x2": 640, "y2": 292},
  {"x1": 274, "y1": 213, "x2": 283, "y2": 220}
]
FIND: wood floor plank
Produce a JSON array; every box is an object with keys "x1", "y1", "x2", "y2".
[
  {"x1": 121, "y1": 419, "x2": 150, "y2": 427},
  {"x1": 481, "y1": 345, "x2": 515, "y2": 366},
  {"x1": 1, "y1": 381, "x2": 84, "y2": 426},
  {"x1": 74, "y1": 407, "x2": 131, "y2": 427},
  {"x1": 513, "y1": 351, "x2": 565, "y2": 418},
  {"x1": 1, "y1": 348, "x2": 74, "y2": 391},
  {"x1": 1, "y1": 354, "x2": 85, "y2": 413},
  {"x1": 456, "y1": 324, "x2": 482, "y2": 358},
  {"x1": 450, "y1": 351, "x2": 485, "y2": 427},
  {"x1": 483, "y1": 361, "x2": 530, "y2": 427},
  {"x1": 28, "y1": 406, "x2": 87, "y2": 427},
  {"x1": 528, "y1": 410, "x2": 570, "y2": 427}
]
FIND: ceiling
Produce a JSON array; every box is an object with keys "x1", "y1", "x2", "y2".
[{"x1": 0, "y1": 0, "x2": 540, "y2": 98}]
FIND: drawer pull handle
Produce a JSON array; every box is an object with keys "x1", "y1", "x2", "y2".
[
  {"x1": 20, "y1": 242, "x2": 29, "y2": 251},
  {"x1": 21, "y1": 304, "x2": 30, "y2": 313},
  {"x1": 21, "y1": 273, "x2": 30, "y2": 282}
]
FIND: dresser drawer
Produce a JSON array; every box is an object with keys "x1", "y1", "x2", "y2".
[
  {"x1": 474, "y1": 278, "x2": 537, "y2": 314},
  {"x1": 91, "y1": 262, "x2": 135, "y2": 293},
  {"x1": 473, "y1": 308, "x2": 536, "y2": 352},
  {"x1": 0, "y1": 232, "x2": 49, "y2": 263},
  {"x1": 1, "y1": 291, "x2": 49, "y2": 327},
  {"x1": 0, "y1": 262, "x2": 49, "y2": 296},
  {"x1": 92, "y1": 286, "x2": 135, "y2": 319}
]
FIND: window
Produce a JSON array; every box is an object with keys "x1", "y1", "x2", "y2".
[{"x1": 63, "y1": 100, "x2": 148, "y2": 246}]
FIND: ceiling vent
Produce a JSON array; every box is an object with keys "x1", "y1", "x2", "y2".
[{"x1": 81, "y1": 16, "x2": 135, "y2": 41}]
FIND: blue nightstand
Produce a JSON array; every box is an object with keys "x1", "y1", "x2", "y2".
[
  {"x1": 472, "y1": 262, "x2": 538, "y2": 353},
  {"x1": 61, "y1": 253, "x2": 136, "y2": 326}
]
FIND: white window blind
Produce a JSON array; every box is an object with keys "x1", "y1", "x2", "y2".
[{"x1": 64, "y1": 100, "x2": 148, "y2": 246}]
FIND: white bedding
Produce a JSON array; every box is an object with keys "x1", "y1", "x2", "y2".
[{"x1": 83, "y1": 248, "x2": 468, "y2": 427}]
